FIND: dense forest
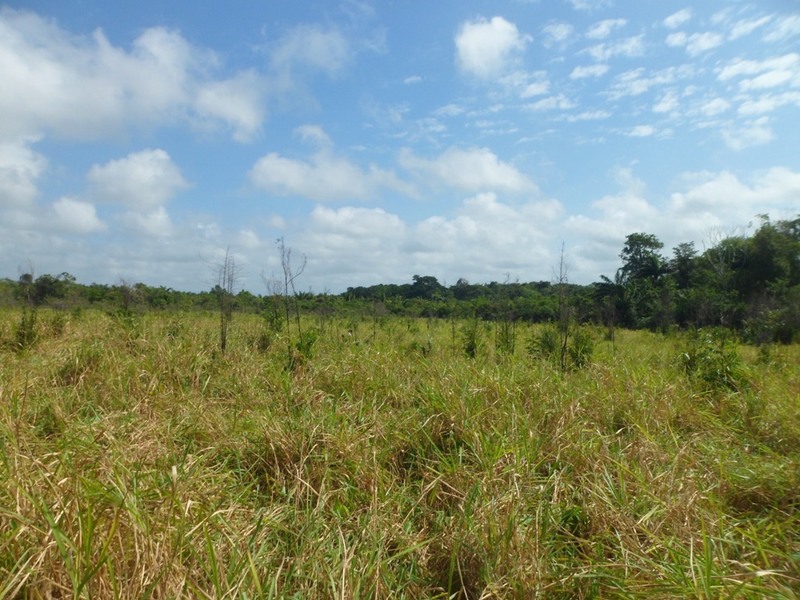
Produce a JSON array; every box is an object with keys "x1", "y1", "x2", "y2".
[{"x1": 3, "y1": 215, "x2": 799, "y2": 344}]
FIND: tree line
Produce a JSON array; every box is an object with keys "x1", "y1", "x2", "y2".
[{"x1": 2, "y1": 215, "x2": 798, "y2": 343}]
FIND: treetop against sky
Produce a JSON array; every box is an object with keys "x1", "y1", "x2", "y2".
[{"x1": 1, "y1": 1, "x2": 798, "y2": 292}]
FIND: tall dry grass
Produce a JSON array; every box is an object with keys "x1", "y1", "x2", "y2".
[{"x1": 0, "y1": 308, "x2": 798, "y2": 598}]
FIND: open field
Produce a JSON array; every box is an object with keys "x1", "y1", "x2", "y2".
[{"x1": 1, "y1": 309, "x2": 799, "y2": 598}]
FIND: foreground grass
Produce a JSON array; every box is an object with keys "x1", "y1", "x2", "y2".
[{"x1": 0, "y1": 309, "x2": 798, "y2": 598}]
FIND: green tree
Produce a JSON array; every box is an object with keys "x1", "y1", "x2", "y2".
[
  {"x1": 612, "y1": 233, "x2": 671, "y2": 330},
  {"x1": 407, "y1": 275, "x2": 446, "y2": 300}
]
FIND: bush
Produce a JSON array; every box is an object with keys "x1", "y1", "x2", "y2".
[
  {"x1": 679, "y1": 330, "x2": 748, "y2": 393},
  {"x1": 528, "y1": 324, "x2": 594, "y2": 370},
  {"x1": 528, "y1": 325, "x2": 559, "y2": 361}
]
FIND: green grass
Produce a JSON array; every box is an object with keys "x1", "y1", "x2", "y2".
[{"x1": 1, "y1": 309, "x2": 798, "y2": 598}]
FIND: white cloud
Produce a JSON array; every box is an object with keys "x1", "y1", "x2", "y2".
[
  {"x1": 653, "y1": 90, "x2": 679, "y2": 113},
  {"x1": 565, "y1": 110, "x2": 611, "y2": 122},
  {"x1": 686, "y1": 32, "x2": 725, "y2": 55},
  {"x1": 194, "y1": 71, "x2": 267, "y2": 142},
  {"x1": 607, "y1": 65, "x2": 694, "y2": 100},
  {"x1": 668, "y1": 168, "x2": 800, "y2": 220},
  {"x1": 295, "y1": 124, "x2": 333, "y2": 146},
  {"x1": 628, "y1": 125, "x2": 655, "y2": 137},
  {"x1": 699, "y1": 97, "x2": 730, "y2": 117},
  {"x1": 88, "y1": 149, "x2": 188, "y2": 209},
  {"x1": 668, "y1": 31, "x2": 725, "y2": 56},
  {"x1": 235, "y1": 229, "x2": 262, "y2": 252},
  {"x1": 570, "y1": 64, "x2": 610, "y2": 79},
  {"x1": 52, "y1": 197, "x2": 106, "y2": 234},
  {"x1": 250, "y1": 150, "x2": 410, "y2": 201},
  {"x1": 270, "y1": 24, "x2": 351, "y2": 75},
  {"x1": 586, "y1": 19, "x2": 627, "y2": 40},
  {"x1": 403, "y1": 75, "x2": 422, "y2": 84},
  {"x1": 0, "y1": 9, "x2": 268, "y2": 142},
  {"x1": 520, "y1": 80, "x2": 550, "y2": 98},
  {"x1": 722, "y1": 116, "x2": 774, "y2": 150},
  {"x1": 729, "y1": 15, "x2": 772, "y2": 40},
  {"x1": 299, "y1": 205, "x2": 407, "y2": 285},
  {"x1": 399, "y1": 146, "x2": 538, "y2": 194},
  {"x1": 435, "y1": 103, "x2": 466, "y2": 117},
  {"x1": 718, "y1": 53, "x2": 799, "y2": 82},
  {"x1": 665, "y1": 32, "x2": 687, "y2": 47},
  {"x1": 297, "y1": 194, "x2": 563, "y2": 289},
  {"x1": 455, "y1": 16, "x2": 530, "y2": 78},
  {"x1": 0, "y1": 139, "x2": 47, "y2": 207},
  {"x1": 121, "y1": 205, "x2": 174, "y2": 237},
  {"x1": 569, "y1": 0, "x2": 612, "y2": 12},
  {"x1": 585, "y1": 35, "x2": 645, "y2": 62},
  {"x1": 250, "y1": 130, "x2": 413, "y2": 201},
  {"x1": 763, "y1": 14, "x2": 800, "y2": 42},
  {"x1": 737, "y1": 92, "x2": 800, "y2": 116},
  {"x1": 412, "y1": 193, "x2": 561, "y2": 272},
  {"x1": 717, "y1": 54, "x2": 800, "y2": 105},
  {"x1": 541, "y1": 22, "x2": 575, "y2": 47},
  {"x1": 664, "y1": 9, "x2": 692, "y2": 29},
  {"x1": 525, "y1": 94, "x2": 577, "y2": 111}
]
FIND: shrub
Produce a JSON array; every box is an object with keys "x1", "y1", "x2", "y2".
[
  {"x1": 679, "y1": 330, "x2": 748, "y2": 393},
  {"x1": 13, "y1": 306, "x2": 38, "y2": 351},
  {"x1": 461, "y1": 320, "x2": 480, "y2": 359},
  {"x1": 568, "y1": 327, "x2": 594, "y2": 368},
  {"x1": 528, "y1": 324, "x2": 559, "y2": 361}
]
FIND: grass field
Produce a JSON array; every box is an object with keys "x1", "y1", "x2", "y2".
[{"x1": 1, "y1": 308, "x2": 798, "y2": 598}]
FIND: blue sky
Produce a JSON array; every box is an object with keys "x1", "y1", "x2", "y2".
[{"x1": 1, "y1": 1, "x2": 799, "y2": 293}]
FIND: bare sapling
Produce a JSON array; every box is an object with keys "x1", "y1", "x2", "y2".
[{"x1": 215, "y1": 247, "x2": 237, "y2": 355}]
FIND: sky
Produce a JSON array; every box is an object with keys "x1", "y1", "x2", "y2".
[{"x1": 1, "y1": 1, "x2": 799, "y2": 294}]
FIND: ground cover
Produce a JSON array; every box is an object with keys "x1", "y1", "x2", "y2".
[{"x1": 1, "y1": 309, "x2": 798, "y2": 598}]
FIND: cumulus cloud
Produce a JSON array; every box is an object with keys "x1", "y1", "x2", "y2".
[
  {"x1": 298, "y1": 193, "x2": 562, "y2": 288},
  {"x1": 121, "y1": 205, "x2": 174, "y2": 237},
  {"x1": 270, "y1": 24, "x2": 351, "y2": 75},
  {"x1": 0, "y1": 8, "x2": 268, "y2": 142},
  {"x1": 455, "y1": 16, "x2": 530, "y2": 78},
  {"x1": 399, "y1": 146, "x2": 538, "y2": 194},
  {"x1": 88, "y1": 149, "x2": 189, "y2": 209},
  {"x1": 0, "y1": 139, "x2": 47, "y2": 207},
  {"x1": 52, "y1": 197, "x2": 106, "y2": 234},
  {"x1": 668, "y1": 167, "x2": 800, "y2": 220},
  {"x1": 194, "y1": 71, "x2": 267, "y2": 142},
  {"x1": 249, "y1": 128, "x2": 413, "y2": 201},
  {"x1": 298, "y1": 205, "x2": 407, "y2": 285}
]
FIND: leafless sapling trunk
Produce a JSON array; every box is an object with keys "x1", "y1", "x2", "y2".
[
  {"x1": 276, "y1": 237, "x2": 307, "y2": 357},
  {"x1": 555, "y1": 243, "x2": 571, "y2": 372},
  {"x1": 216, "y1": 247, "x2": 237, "y2": 355}
]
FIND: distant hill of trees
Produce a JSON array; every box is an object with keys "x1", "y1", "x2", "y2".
[{"x1": 3, "y1": 214, "x2": 798, "y2": 344}]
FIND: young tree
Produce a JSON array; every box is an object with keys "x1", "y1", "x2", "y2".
[
  {"x1": 269, "y1": 237, "x2": 307, "y2": 366},
  {"x1": 215, "y1": 247, "x2": 237, "y2": 355}
]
